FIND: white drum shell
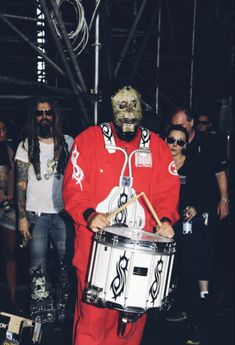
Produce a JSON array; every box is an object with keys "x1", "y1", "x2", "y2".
[{"x1": 86, "y1": 227, "x2": 175, "y2": 312}]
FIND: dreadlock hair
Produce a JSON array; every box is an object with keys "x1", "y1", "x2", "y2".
[{"x1": 22, "y1": 96, "x2": 70, "y2": 180}]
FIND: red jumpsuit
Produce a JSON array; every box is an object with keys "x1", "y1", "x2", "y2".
[{"x1": 63, "y1": 123, "x2": 180, "y2": 345}]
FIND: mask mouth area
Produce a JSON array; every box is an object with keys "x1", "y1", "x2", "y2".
[
  {"x1": 122, "y1": 118, "x2": 138, "y2": 124},
  {"x1": 122, "y1": 122, "x2": 137, "y2": 133},
  {"x1": 114, "y1": 122, "x2": 138, "y2": 141}
]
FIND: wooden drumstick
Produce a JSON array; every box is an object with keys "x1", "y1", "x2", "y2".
[
  {"x1": 107, "y1": 192, "x2": 162, "y2": 228},
  {"x1": 140, "y1": 192, "x2": 162, "y2": 228},
  {"x1": 107, "y1": 193, "x2": 142, "y2": 220}
]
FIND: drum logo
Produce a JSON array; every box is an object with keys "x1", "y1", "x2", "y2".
[
  {"x1": 149, "y1": 257, "x2": 163, "y2": 304},
  {"x1": 168, "y1": 160, "x2": 178, "y2": 176},
  {"x1": 110, "y1": 251, "x2": 129, "y2": 300},
  {"x1": 114, "y1": 192, "x2": 128, "y2": 225}
]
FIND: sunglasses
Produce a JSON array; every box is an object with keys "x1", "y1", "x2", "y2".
[
  {"x1": 197, "y1": 120, "x2": 210, "y2": 125},
  {"x1": 35, "y1": 110, "x2": 54, "y2": 117},
  {"x1": 166, "y1": 136, "x2": 186, "y2": 147}
]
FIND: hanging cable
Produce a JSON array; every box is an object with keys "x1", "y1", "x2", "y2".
[{"x1": 51, "y1": 0, "x2": 89, "y2": 56}]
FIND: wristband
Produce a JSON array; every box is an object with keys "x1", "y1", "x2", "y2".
[
  {"x1": 83, "y1": 208, "x2": 96, "y2": 222},
  {"x1": 221, "y1": 198, "x2": 229, "y2": 203},
  {"x1": 160, "y1": 217, "x2": 172, "y2": 224},
  {"x1": 87, "y1": 211, "x2": 99, "y2": 225}
]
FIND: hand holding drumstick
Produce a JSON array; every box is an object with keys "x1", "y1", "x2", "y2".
[
  {"x1": 87, "y1": 212, "x2": 110, "y2": 233},
  {"x1": 88, "y1": 192, "x2": 174, "y2": 239},
  {"x1": 154, "y1": 222, "x2": 174, "y2": 239}
]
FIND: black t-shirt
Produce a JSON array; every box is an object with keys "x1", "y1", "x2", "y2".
[
  {"x1": 186, "y1": 131, "x2": 227, "y2": 202},
  {"x1": 177, "y1": 156, "x2": 209, "y2": 217},
  {"x1": 187, "y1": 131, "x2": 227, "y2": 174}
]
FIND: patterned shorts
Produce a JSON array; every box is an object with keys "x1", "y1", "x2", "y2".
[{"x1": 0, "y1": 207, "x2": 16, "y2": 231}]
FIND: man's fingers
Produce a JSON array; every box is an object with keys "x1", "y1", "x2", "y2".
[{"x1": 89, "y1": 213, "x2": 110, "y2": 232}]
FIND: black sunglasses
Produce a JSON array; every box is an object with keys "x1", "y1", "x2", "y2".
[
  {"x1": 197, "y1": 120, "x2": 210, "y2": 125},
  {"x1": 166, "y1": 136, "x2": 186, "y2": 147},
  {"x1": 35, "y1": 110, "x2": 54, "y2": 117}
]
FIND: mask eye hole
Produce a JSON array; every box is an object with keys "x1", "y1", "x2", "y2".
[{"x1": 119, "y1": 101, "x2": 127, "y2": 109}]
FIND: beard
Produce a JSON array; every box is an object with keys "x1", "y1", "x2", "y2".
[{"x1": 37, "y1": 120, "x2": 52, "y2": 138}]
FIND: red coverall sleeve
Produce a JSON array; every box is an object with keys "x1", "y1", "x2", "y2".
[
  {"x1": 151, "y1": 136, "x2": 180, "y2": 225},
  {"x1": 62, "y1": 128, "x2": 96, "y2": 226}
]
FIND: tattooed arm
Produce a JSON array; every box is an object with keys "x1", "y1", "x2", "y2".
[
  {"x1": 0, "y1": 165, "x2": 9, "y2": 202},
  {"x1": 16, "y1": 159, "x2": 31, "y2": 239}
]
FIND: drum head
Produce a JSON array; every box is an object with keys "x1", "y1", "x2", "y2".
[{"x1": 102, "y1": 225, "x2": 172, "y2": 243}]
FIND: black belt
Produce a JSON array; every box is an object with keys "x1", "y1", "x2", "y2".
[{"x1": 29, "y1": 211, "x2": 51, "y2": 216}]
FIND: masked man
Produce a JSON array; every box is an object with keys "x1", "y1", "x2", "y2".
[
  {"x1": 15, "y1": 97, "x2": 74, "y2": 324},
  {"x1": 63, "y1": 86, "x2": 180, "y2": 345}
]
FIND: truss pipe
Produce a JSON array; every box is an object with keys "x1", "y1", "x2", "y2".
[
  {"x1": 93, "y1": 1, "x2": 101, "y2": 125},
  {"x1": 189, "y1": 0, "x2": 197, "y2": 109},
  {"x1": 39, "y1": 0, "x2": 82, "y2": 94},
  {"x1": 49, "y1": 0, "x2": 88, "y2": 93},
  {"x1": 130, "y1": 1, "x2": 161, "y2": 79},
  {"x1": 0, "y1": 12, "x2": 65, "y2": 77},
  {"x1": 114, "y1": 0, "x2": 148, "y2": 78},
  {"x1": 155, "y1": 4, "x2": 162, "y2": 116}
]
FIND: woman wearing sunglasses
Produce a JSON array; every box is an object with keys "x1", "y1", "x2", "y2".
[{"x1": 165, "y1": 124, "x2": 211, "y2": 345}]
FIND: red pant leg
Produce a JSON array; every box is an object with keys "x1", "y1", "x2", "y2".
[{"x1": 73, "y1": 270, "x2": 147, "y2": 345}]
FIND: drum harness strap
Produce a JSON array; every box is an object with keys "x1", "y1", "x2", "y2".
[{"x1": 100, "y1": 122, "x2": 151, "y2": 189}]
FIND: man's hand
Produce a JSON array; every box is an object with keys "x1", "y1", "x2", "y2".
[
  {"x1": 217, "y1": 200, "x2": 229, "y2": 220},
  {"x1": 156, "y1": 221, "x2": 174, "y2": 239},
  {"x1": 19, "y1": 217, "x2": 31, "y2": 240},
  {"x1": 87, "y1": 213, "x2": 110, "y2": 232}
]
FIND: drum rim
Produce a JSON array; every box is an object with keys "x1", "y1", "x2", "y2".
[
  {"x1": 99, "y1": 226, "x2": 174, "y2": 244},
  {"x1": 94, "y1": 237, "x2": 176, "y2": 254}
]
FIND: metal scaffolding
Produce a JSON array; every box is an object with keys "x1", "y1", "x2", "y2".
[{"x1": 0, "y1": 0, "x2": 233, "y2": 129}]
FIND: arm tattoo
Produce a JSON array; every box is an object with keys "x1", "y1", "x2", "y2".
[
  {"x1": 16, "y1": 160, "x2": 30, "y2": 219},
  {"x1": 0, "y1": 166, "x2": 9, "y2": 190}
]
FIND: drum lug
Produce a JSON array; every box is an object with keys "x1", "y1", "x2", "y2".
[{"x1": 113, "y1": 235, "x2": 119, "y2": 245}]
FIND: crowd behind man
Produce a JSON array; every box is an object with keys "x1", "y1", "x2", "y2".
[
  {"x1": 0, "y1": 116, "x2": 17, "y2": 313},
  {"x1": 0, "y1": 92, "x2": 232, "y2": 345}
]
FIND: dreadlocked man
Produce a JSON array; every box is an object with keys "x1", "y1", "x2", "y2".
[{"x1": 15, "y1": 96, "x2": 74, "y2": 324}]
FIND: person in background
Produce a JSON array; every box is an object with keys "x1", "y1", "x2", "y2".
[
  {"x1": 170, "y1": 107, "x2": 229, "y2": 318},
  {"x1": 0, "y1": 116, "x2": 17, "y2": 312},
  {"x1": 171, "y1": 107, "x2": 229, "y2": 221},
  {"x1": 196, "y1": 112, "x2": 232, "y2": 313},
  {"x1": 62, "y1": 86, "x2": 180, "y2": 345},
  {"x1": 195, "y1": 112, "x2": 228, "y2": 179},
  {"x1": 196, "y1": 113, "x2": 212, "y2": 133},
  {"x1": 165, "y1": 125, "x2": 210, "y2": 345},
  {"x1": 15, "y1": 97, "x2": 74, "y2": 325}
]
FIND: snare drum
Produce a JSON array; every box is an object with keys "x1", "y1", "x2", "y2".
[{"x1": 84, "y1": 226, "x2": 176, "y2": 314}]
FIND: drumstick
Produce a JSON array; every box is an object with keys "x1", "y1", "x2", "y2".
[
  {"x1": 107, "y1": 192, "x2": 162, "y2": 228},
  {"x1": 107, "y1": 193, "x2": 142, "y2": 220},
  {"x1": 140, "y1": 192, "x2": 162, "y2": 228}
]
